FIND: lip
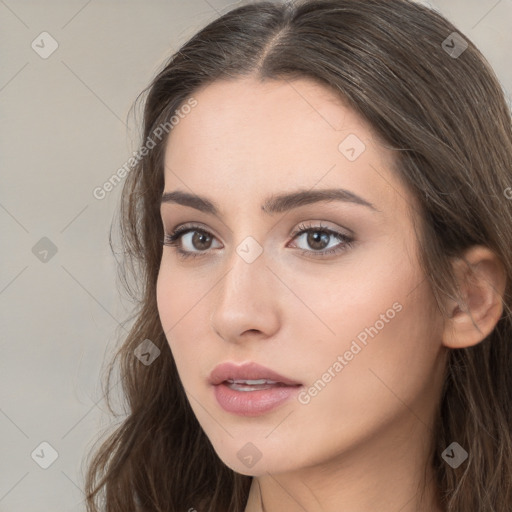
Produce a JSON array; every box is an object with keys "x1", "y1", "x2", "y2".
[
  {"x1": 209, "y1": 361, "x2": 302, "y2": 416},
  {"x1": 209, "y1": 361, "x2": 302, "y2": 386}
]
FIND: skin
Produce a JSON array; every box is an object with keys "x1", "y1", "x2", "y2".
[{"x1": 156, "y1": 76, "x2": 506, "y2": 512}]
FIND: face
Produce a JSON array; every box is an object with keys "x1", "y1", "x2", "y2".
[{"x1": 156, "y1": 77, "x2": 447, "y2": 476}]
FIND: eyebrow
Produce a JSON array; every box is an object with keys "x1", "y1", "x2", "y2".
[{"x1": 160, "y1": 188, "x2": 379, "y2": 215}]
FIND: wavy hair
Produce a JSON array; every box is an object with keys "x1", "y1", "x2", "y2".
[{"x1": 83, "y1": 1, "x2": 512, "y2": 510}]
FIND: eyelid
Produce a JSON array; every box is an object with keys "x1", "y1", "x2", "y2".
[{"x1": 289, "y1": 220, "x2": 352, "y2": 238}]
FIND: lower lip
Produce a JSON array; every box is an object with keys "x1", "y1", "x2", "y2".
[{"x1": 213, "y1": 382, "x2": 302, "y2": 416}]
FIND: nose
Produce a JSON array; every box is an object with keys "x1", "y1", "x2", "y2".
[{"x1": 209, "y1": 243, "x2": 281, "y2": 345}]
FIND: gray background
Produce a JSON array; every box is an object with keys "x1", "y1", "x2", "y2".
[{"x1": 1, "y1": 0, "x2": 511, "y2": 510}]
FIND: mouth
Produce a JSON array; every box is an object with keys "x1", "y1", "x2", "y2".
[
  {"x1": 209, "y1": 362, "x2": 302, "y2": 416},
  {"x1": 209, "y1": 361, "x2": 302, "y2": 387}
]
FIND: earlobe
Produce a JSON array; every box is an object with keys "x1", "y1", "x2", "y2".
[{"x1": 442, "y1": 246, "x2": 507, "y2": 349}]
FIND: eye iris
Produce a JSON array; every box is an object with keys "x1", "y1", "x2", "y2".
[
  {"x1": 192, "y1": 231, "x2": 212, "y2": 250},
  {"x1": 307, "y1": 231, "x2": 329, "y2": 250}
]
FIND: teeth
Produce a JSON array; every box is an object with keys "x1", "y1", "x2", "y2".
[
  {"x1": 225, "y1": 378, "x2": 283, "y2": 391},
  {"x1": 227, "y1": 379, "x2": 279, "y2": 385}
]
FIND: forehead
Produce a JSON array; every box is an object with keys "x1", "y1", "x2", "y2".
[
  {"x1": 166, "y1": 76, "x2": 373, "y2": 154},
  {"x1": 162, "y1": 77, "x2": 411, "y2": 218}
]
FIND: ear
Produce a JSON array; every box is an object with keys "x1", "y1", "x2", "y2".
[{"x1": 442, "y1": 246, "x2": 507, "y2": 349}]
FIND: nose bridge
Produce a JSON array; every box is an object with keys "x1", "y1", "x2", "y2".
[
  {"x1": 210, "y1": 238, "x2": 280, "y2": 340},
  {"x1": 217, "y1": 240, "x2": 270, "y2": 312}
]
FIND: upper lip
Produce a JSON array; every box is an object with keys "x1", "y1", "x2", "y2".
[{"x1": 209, "y1": 361, "x2": 302, "y2": 386}]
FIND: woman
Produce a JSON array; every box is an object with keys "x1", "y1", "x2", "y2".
[{"x1": 84, "y1": 1, "x2": 512, "y2": 510}]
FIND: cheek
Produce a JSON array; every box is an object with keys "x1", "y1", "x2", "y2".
[
  {"x1": 291, "y1": 243, "x2": 439, "y2": 410},
  {"x1": 298, "y1": 278, "x2": 441, "y2": 427},
  {"x1": 156, "y1": 269, "x2": 175, "y2": 335},
  {"x1": 156, "y1": 266, "x2": 214, "y2": 374},
  {"x1": 282, "y1": 245, "x2": 414, "y2": 351},
  {"x1": 156, "y1": 262, "x2": 205, "y2": 331},
  {"x1": 156, "y1": 268, "x2": 191, "y2": 363}
]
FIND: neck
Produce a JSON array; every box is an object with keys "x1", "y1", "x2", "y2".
[{"x1": 244, "y1": 415, "x2": 444, "y2": 512}]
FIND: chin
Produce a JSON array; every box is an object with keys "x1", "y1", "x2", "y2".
[{"x1": 213, "y1": 445, "x2": 296, "y2": 477}]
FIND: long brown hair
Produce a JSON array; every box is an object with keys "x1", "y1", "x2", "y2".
[{"x1": 83, "y1": 1, "x2": 512, "y2": 510}]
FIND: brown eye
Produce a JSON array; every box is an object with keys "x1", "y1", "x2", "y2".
[
  {"x1": 162, "y1": 225, "x2": 222, "y2": 259},
  {"x1": 190, "y1": 231, "x2": 213, "y2": 251},
  {"x1": 305, "y1": 230, "x2": 331, "y2": 251},
  {"x1": 162, "y1": 222, "x2": 354, "y2": 261},
  {"x1": 289, "y1": 222, "x2": 355, "y2": 258}
]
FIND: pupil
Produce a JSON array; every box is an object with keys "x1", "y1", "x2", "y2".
[
  {"x1": 308, "y1": 231, "x2": 329, "y2": 250},
  {"x1": 193, "y1": 232, "x2": 211, "y2": 250}
]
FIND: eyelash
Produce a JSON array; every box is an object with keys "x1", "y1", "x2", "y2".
[{"x1": 161, "y1": 222, "x2": 354, "y2": 260}]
